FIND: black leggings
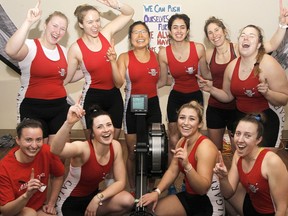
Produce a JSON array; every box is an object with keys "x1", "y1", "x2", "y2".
[
  {"x1": 61, "y1": 190, "x2": 99, "y2": 216},
  {"x1": 176, "y1": 191, "x2": 213, "y2": 216},
  {"x1": 243, "y1": 193, "x2": 274, "y2": 216}
]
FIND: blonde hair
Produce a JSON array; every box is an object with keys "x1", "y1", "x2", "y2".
[
  {"x1": 177, "y1": 100, "x2": 204, "y2": 124},
  {"x1": 45, "y1": 11, "x2": 68, "y2": 26}
]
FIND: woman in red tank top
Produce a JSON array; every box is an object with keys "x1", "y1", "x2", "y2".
[
  {"x1": 64, "y1": 0, "x2": 134, "y2": 140},
  {"x1": 202, "y1": 2, "x2": 288, "y2": 151},
  {"x1": 214, "y1": 114, "x2": 288, "y2": 215},
  {"x1": 139, "y1": 101, "x2": 218, "y2": 216},
  {"x1": 51, "y1": 104, "x2": 134, "y2": 216},
  {"x1": 198, "y1": 24, "x2": 288, "y2": 148}
]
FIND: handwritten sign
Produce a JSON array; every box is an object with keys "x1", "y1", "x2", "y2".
[{"x1": 143, "y1": 4, "x2": 182, "y2": 52}]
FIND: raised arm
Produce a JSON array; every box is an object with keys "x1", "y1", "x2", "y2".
[
  {"x1": 5, "y1": 0, "x2": 41, "y2": 61},
  {"x1": 184, "y1": 139, "x2": 218, "y2": 195},
  {"x1": 50, "y1": 103, "x2": 86, "y2": 158},
  {"x1": 98, "y1": 0, "x2": 134, "y2": 41},
  {"x1": 214, "y1": 151, "x2": 240, "y2": 199},
  {"x1": 0, "y1": 168, "x2": 42, "y2": 216},
  {"x1": 263, "y1": 0, "x2": 288, "y2": 53}
]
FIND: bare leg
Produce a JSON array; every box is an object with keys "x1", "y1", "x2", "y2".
[
  {"x1": 125, "y1": 134, "x2": 137, "y2": 192},
  {"x1": 114, "y1": 128, "x2": 121, "y2": 141},
  {"x1": 154, "y1": 195, "x2": 186, "y2": 216},
  {"x1": 207, "y1": 128, "x2": 226, "y2": 151},
  {"x1": 226, "y1": 183, "x2": 245, "y2": 216},
  {"x1": 97, "y1": 191, "x2": 134, "y2": 216}
]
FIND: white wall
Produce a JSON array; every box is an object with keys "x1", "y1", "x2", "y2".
[{"x1": 1, "y1": 0, "x2": 287, "y2": 129}]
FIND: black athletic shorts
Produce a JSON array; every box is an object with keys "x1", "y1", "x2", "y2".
[{"x1": 167, "y1": 90, "x2": 203, "y2": 123}]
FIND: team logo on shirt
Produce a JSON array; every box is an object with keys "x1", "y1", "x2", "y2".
[
  {"x1": 58, "y1": 68, "x2": 66, "y2": 77},
  {"x1": 18, "y1": 172, "x2": 47, "y2": 192},
  {"x1": 243, "y1": 88, "x2": 256, "y2": 97},
  {"x1": 248, "y1": 182, "x2": 259, "y2": 193},
  {"x1": 185, "y1": 66, "x2": 196, "y2": 74},
  {"x1": 148, "y1": 68, "x2": 158, "y2": 76}
]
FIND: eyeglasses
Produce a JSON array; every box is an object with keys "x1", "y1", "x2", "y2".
[{"x1": 132, "y1": 30, "x2": 149, "y2": 35}]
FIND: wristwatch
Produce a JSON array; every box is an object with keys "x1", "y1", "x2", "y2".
[{"x1": 96, "y1": 193, "x2": 104, "y2": 206}]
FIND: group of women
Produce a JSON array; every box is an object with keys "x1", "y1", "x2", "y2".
[{"x1": 3, "y1": 0, "x2": 288, "y2": 215}]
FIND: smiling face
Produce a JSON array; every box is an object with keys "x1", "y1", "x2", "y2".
[
  {"x1": 79, "y1": 9, "x2": 101, "y2": 37},
  {"x1": 92, "y1": 115, "x2": 114, "y2": 145},
  {"x1": 234, "y1": 121, "x2": 262, "y2": 157},
  {"x1": 16, "y1": 127, "x2": 43, "y2": 162},
  {"x1": 169, "y1": 18, "x2": 189, "y2": 42},
  {"x1": 44, "y1": 15, "x2": 67, "y2": 45},
  {"x1": 177, "y1": 107, "x2": 203, "y2": 138},
  {"x1": 130, "y1": 24, "x2": 150, "y2": 48},
  {"x1": 207, "y1": 22, "x2": 227, "y2": 47},
  {"x1": 238, "y1": 26, "x2": 261, "y2": 57}
]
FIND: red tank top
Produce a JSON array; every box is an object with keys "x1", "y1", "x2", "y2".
[
  {"x1": 237, "y1": 149, "x2": 274, "y2": 214},
  {"x1": 166, "y1": 42, "x2": 200, "y2": 93},
  {"x1": 126, "y1": 50, "x2": 159, "y2": 98},
  {"x1": 230, "y1": 58, "x2": 269, "y2": 113},
  {"x1": 25, "y1": 39, "x2": 67, "y2": 99},
  {"x1": 179, "y1": 135, "x2": 207, "y2": 194},
  {"x1": 208, "y1": 43, "x2": 236, "y2": 109},
  {"x1": 70, "y1": 141, "x2": 114, "y2": 196},
  {"x1": 77, "y1": 33, "x2": 114, "y2": 90}
]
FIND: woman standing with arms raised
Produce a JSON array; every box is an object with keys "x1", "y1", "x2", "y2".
[
  {"x1": 5, "y1": 0, "x2": 70, "y2": 144},
  {"x1": 64, "y1": 0, "x2": 134, "y2": 139}
]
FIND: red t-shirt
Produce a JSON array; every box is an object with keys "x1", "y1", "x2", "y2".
[{"x1": 0, "y1": 144, "x2": 64, "y2": 210}]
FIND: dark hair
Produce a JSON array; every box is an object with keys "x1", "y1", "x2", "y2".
[
  {"x1": 238, "y1": 113, "x2": 265, "y2": 139},
  {"x1": 168, "y1": 14, "x2": 190, "y2": 41},
  {"x1": 204, "y1": 16, "x2": 228, "y2": 39},
  {"x1": 128, "y1": 21, "x2": 150, "y2": 40},
  {"x1": 74, "y1": 4, "x2": 99, "y2": 24},
  {"x1": 16, "y1": 119, "x2": 43, "y2": 138},
  {"x1": 177, "y1": 100, "x2": 204, "y2": 125},
  {"x1": 88, "y1": 105, "x2": 112, "y2": 139},
  {"x1": 45, "y1": 11, "x2": 68, "y2": 26},
  {"x1": 239, "y1": 25, "x2": 265, "y2": 76}
]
